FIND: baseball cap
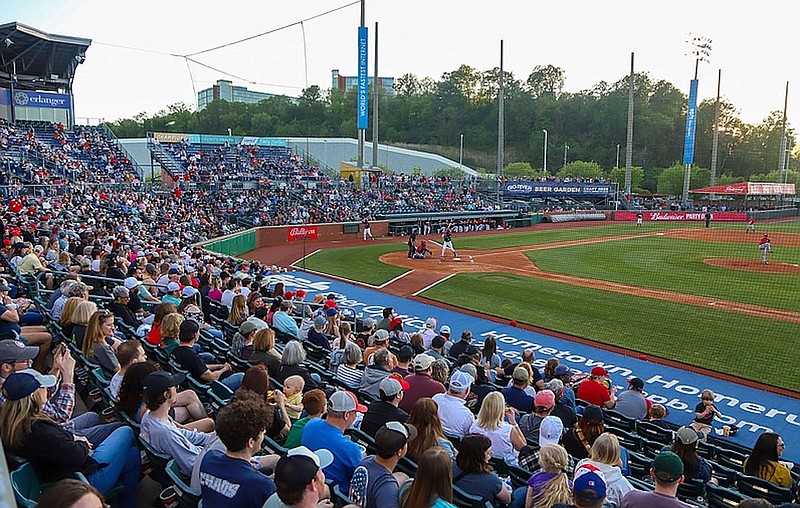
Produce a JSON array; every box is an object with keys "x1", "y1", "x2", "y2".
[
  {"x1": 628, "y1": 377, "x2": 644, "y2": 390},
  {"x1": 375, "y1": 422, "x2": 418, "y2": 456},
  {"x1": 112, "y1": 286, "x2": 130, "y2": 299},
  {"x1": 582, "y1": 405, "x2": 604, "y2": 423},
  {"x1": 413, "y1": 353, "x2": 435, "y2": 371},
  {"x1": 168, "y1": 267, "x2": 180, "y2": 275},
  {"x1": 0, "y1": 283, "x2": 11, "y2": 292},
  {"x1": 675, "y1": 426, "x2": 702, "y2": 446},
  {"x1": 0, "y1": 340, "x2": 39, "y2": 364},
  {"x1": 554, "y1": 365, "x2": 573, "y2": 377},
  {"x1": 325, "y1": 307, "x2": 339, "y2": 317},
  {"x1": 2, "y1": 369, "x2": 57, "y2": 401},
  {"x1": 371, "y1": 329, "x2": 389, "y2": 344},
  {"x1": 379, "y1": 376, "x2": 410, "y2": 397},
  {"x1": 295, "y1": 289, "x2": 306, "y2": 298},
  {"x1": 534, "y1": 389, "x2": 556, "y2": 410},
  {"x1": 431, "y1": 335, "x2": 446, "y2": 348},
  {"x1": 313, "y1": 315, "x2": 327, "y2": 329},
  {"x1": 142, "y1": 371, "x2": 185, "y2": 400},
  {"x1": 123, "y1": 277, "x2": 140, "y2": 290},
  {"x1": 328, "y1": 391, "x2": 367, "y2": 412},
  {"x1": 539, "y1": 416, "x2": 564, "y2": 446},
  {"x1": 652, "y1": 451, "x2": 684, "y2": 482},
  {"x1": 591, "y1": 366, "x2": 609, "y2": 377},
  {"x1": 512, "y1": 366, "x2": 530, "y2": 382},
  {"x1": 239, "y1": 321, "x2": 258, "y2": 336},
  {"x1": 439, "y1": 325, "x2": 451, "y2": 336},
  {"x1": 464, "y1": 345, "x2": 480, "y2": 356},
  {"x1": 284, "y1": 291, "x2": 295, "y2": 299},
  {"x1": 573, "y1": 464, "x2": 607, "y2": 501},
  {"x1": 274, "y1": 446, "x2": 334, "y2": 492},
  {"x1": 449, "y1": 370, "x2": 474, "y2": 391},
  {"x1": 166, "y1": 282, "x2": 180, "y2": 292},
  {"x1": 362, "y1": 317, "x2": 376, "y2": 329},
  {"x1": 424, "y1": 317, "x2": 437, "y2": 329},
  {"x1": 459, "y1": 364, "x2": 478, "y2": 382},
  {"x1": 181, "y1": 286, "x2": 198, "y2": 298}
]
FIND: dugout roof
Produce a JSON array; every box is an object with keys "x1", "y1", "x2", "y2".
[
  {"x1": 0, "y1": 22, "x2": 92, "y2": 92},
  {"x1": 690, "y1": 182, "x2": 796, "y2": 196}
]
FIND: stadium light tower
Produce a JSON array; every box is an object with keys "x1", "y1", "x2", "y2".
[
  {"x1": 542, "y1": 129, "x2": 548, "y2": 172},
  {"x1": 681, "y1": 35, "x2": 712, "y2": 204}
]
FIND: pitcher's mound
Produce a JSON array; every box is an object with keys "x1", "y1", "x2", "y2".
[{"x1": 705, "y1": 258, "x2": 800, "y2": 274}]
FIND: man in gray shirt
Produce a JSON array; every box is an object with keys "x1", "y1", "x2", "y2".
[{"x1": 614, "y1": 377, "x2": 649, "y2": 420}]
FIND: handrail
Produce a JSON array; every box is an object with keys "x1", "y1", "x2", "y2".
[{"x1": 97, "y1": 123, "x2": 146, "y2": 179}]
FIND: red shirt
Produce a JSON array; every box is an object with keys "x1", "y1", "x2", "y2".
[
  {"x1": 576, "y1": 379, "x2": 612, "y2": 407},
  {"x1": 399, "y1": 373, "x2": 445, "y2": 413}
]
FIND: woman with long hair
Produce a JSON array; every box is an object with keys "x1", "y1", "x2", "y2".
[
  {"x1": 157, "y1": 313, "x2": 184, "y2": 356},
  {"x1": 543, "y1": 359, "x2": 560, "y2": 382},
  {"x1": 60, "y1": 296, "x2": 84, "y2": 342},
  {"x1": 561, "y1": 405, "x2": 605, "y2": 460},
  {"x1": 227, "y1": 294, "x2": 248, "y2": 326},
  {"x1": 82, "y1": 310, "x2": 120, "y2": 377},
  {"x1": 574, "y1": 433, "x2": 634, "y2": 508},
  {"x1": 410, "y1": 332, "x2": 425, "y2": 355},
  {"x1": 669, "y1": 427, "x2": 715, "y2": 484},
  {"x1": 481, "y1": 335, "x2": 501, "y2": 373},
  {"x1": 207, "y1": 276, "x2": 222, "y2": 302},
  {"x1": 71, "y1": 300, "x2": 98, "y2": 350},
  {"x1": 249, "y1": 328, "x2": 281, "y2": 376},
  {"x1": 454, "y1": 434, "x2": 512, "y2": 506},
  {"x1": 179, "y1": 287, "x2": 223, "y2": 340},
  {"x1": 525, "y1": 444, "x2": 573, "y2": 508},
  {"x1": 468, "y1": 391, "x2": 526, "y2": 466},
  {"x1": 743, "y1": 431, "x2": 792, "y2": 488},
  {"x1": 0, "y1": 370, "x2": 140, "y2": 508},
  {"x1": 237, "y1": 364, "x2": 291, "y2": 439},
  {"x1": 400, "y1": 447, "x2": 456, "y2": 508},
  {"x1": 145, "y1": 302, "x2": 177, "y2": 346},
  {"x1": 406, "y1": 397, "x2": 456, "y2": 462},
  {"x1": 246, "y1": 291, "x2": 265, "y2": 315},
  {"x1": 266, "y1": 297, "x2": 282, "y2": 326},
  {"x1": 271, "y1": 282, "x2": 285, "y2": 299}
]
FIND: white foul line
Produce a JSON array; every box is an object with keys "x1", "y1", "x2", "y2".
[{"x1": 413, "y1": 273, "x2": 458, "y2": 297}]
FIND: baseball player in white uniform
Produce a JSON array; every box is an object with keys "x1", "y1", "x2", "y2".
[
  {"x1": 362, "y1": 217, "x2": 374, "y2": 241},
  {"x1": 440, "y1": 227, "x2": 458, "y2": 259}
]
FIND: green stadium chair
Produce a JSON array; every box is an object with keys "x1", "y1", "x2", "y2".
[
  {"x1": 676, "y1": 478, "x2": 706, "y2": 503},
  {"x1": 166, "y1": 458, "x2": 200, "y2": 508},
  {"x1": 453, "y1": 484, "x2": 491, "y2": 508},
  {"x1": 635, "y1": 421, "x2": 674, "y2": 445},
  {"x1": 708, "y1": 461, "x2": 737, "y2": 488},
  {"x1": 627, "y1": 476, "x2": 655, "y2": 492},
  {"x1": 715, "y1": 448, "x2": 747, "y2": 471},
  {"x1": 331, "y1": 483, "x2": 359, "y2": 508},
  {"x1": 10, "y1": 463, "x2": 87, "y2": 507},
  {"x1": 139, "y1": 435, "x2": 172, "y2": 488},
  {"x1": 626, "y1": 450, "x2": 651, "y2": 479},
  {"x1": 735, "y1": 473, "x2": 792, "y2": 504},
  {"x1": 705, "y1": 482, "x2": 747, "y2": 508},
  {"x1": 207, "y1": 380, "x2": 234, "y2": 415},
  {"x1": 602, "y1": 409, "x2": 637, "y2": 431}
]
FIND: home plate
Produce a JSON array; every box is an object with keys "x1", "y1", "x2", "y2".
[
  {"x1": 454, "y1": 257, "x2": 462, "y2": 261},
  {"x1": 656, "y1": 233, "x2": 665, "y2": 236}
]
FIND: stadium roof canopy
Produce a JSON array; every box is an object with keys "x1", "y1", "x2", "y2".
[
  {"x1": 0, "y1": 22, "x2": 92, "y2": 93},
  {"x1": 690, "y1": 182, "x2": 796, "y2": 196}
]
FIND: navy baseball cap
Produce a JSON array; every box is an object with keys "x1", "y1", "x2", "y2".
[{"x1": 2, "y1": 369, "x2": 57, "y2": 401}]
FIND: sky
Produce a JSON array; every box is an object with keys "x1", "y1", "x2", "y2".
[{"x1": 2, "y1": 0, "x2": 798, "y2": 127}]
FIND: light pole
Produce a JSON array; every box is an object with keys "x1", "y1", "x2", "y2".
[
  {"x1": 563, "y1": 144, "x2": 570, "y2": 167},
  {"x1": 616, "y1": 144, "x2": 620, "y2": 169},
  {"x1": 542, "y1": 129, "x2": 548, "y2": 172},
  {"x1": 459, "y1": 133, "x2": 464, "y2": 171}
]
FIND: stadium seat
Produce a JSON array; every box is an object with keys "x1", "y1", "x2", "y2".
[
  {"x1": 676, "y1": 478, "x2": 706, "y2": 503},
  {"x1": 453, "y1": 483, "x2": 492, "y2": 508},
  {"x1": 602, "y1": 409, "x2": 637, "y2": 431},
  {"x1": 606, "y1": 426, "x2": 643, "y2": 452},
  {"x1": 207, "y1": 380, "x2": 234, "y2": 415},
  {"x1": 635, "y1": 421, "x2": 674, "y2": 445},
  {"x1": 139, "y1": 435, "x2": 172, "y2": 488},
  {"x1": 331, "y1": 483, "x2": 359, "y2": 508},
  {"x1": 715, "y1": 449, "x2": 747, "y2": 471},
  {"x1": 735, "y1": 473, "x2": 793, "y2": 504},
  {"x1": 166, "y1": 458, "x2": 200, "y2": 508},
  {"x1": 708, "y1": 461, "x2": 738, "y2": 488},
  {"x1": 10, "y1": 463, "x2": 87, "y2": 507},
  {"x1": 626, "y1": 450, "x2": 651, "y2": 479},
  {"x1": 705, "y1": 482, "x2": 748, "y2": 508}
]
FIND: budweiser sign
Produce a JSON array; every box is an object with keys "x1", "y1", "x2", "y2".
[
  {"x1": 287, "y1": 226, "x2": 318, "y2": 241},
  {"x1": 615, "y1": 211, "x2": 746, "y2": 222}
]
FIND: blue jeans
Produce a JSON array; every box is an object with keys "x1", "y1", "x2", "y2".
[
  {"x1": 71, "y1": 411, "x2": 123, "y2": 447},
  {"x1": 221, "y1": 372, "x2": 244, "y2": 391},
  {"x1": 19, "y1": 309, "x2": 43, "y2": 325},
  {"x1": 206, "y1": 328, "x2": 223, "y2": 340},
  {"x1": 511, "y1": 486, "x2": 527, "y2": 508},
  {"x1": 87, "y1": 426, "x2": 141, "y2": 508}
]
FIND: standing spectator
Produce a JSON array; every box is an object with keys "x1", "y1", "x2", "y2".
[
  {"x1": 399, "y1": 447, "x2": 456, "y2": 508},
  {"x1": 576, "y1": 367, "x2": 617, "y2": 409},
  {"x1": 575, "y1": 433, "x2": 634, "y2": 508},
  {"x1": 562, "y1": 405, "x2": 605, "y2": 460},
  {"x1": 743, "y1": 432, "x2": 792, "y2": 489},
  {"x1": 469, "y1": 391, "x2": 526, "y2": 466},
  {"x1": 360, "y1": 377, "x2": 410, "y2": 437},
  {"x1": 614, "y1": 378, "x2": 650, "y2": 420},
  {"x1": 349, "y1": 422, "x2": 416, "y2": 508},
  {"x1": 619, "y1": 452, "x2": 690, "y2": 508},
  {"x1": 301, "y1": 391, "x2": 366, "y2": 494},
  {"x1": 400, "y1": 353, "x2": 445, "y2": 413},
  {"x1": 432, "y1": 370, "x2": 475, "y2": 439},
  {"x1": 406, "y1": 398, "x2": 457, "y2": 462}
]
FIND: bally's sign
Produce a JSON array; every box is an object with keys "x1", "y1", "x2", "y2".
[
  {"x1": 12, "y1": 90, "x2": 71, "y2": 109},
  {"x1": 504, "y1": 181, "x2": 614, "y2": 198},
  {"x1": 287, "y1": 226, "x2": 319, "y2": 242}
]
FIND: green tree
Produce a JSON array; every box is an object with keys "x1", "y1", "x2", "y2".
[
  {"x1": 609, "y1": 166, "x2": 645, "y2": 190},
  {"x1": 557, "y1": 161, "x2": 604, "y2": 180},
  {"x1": 525, "y1": 64, "x2": 566, "y2": 99},
  {"x1": 504, "y1": 162, "x2": 544, "y2": 178},
  {"x1": 656, "y1": 164, "x2": 710, "y2": 195}
]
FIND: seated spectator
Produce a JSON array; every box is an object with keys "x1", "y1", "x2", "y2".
[
  {"x1": 520, "y1": 389, "x2": 556, "y2": 442},
  {"x1": 376, "y1": 307, "x2": 394, "y2": 331},
  {"x1": 543, "y1": 358, "x2": 560, "y2": 383},
  {"x1": 301, "y1": 391, "x2": 366, "y2": 494},
  {"x1": 558, "y1": 464, "x2": 608, "y2": 508},
  {"x1": 336, "y1": 340, "x2": 365, "y2": 389},
  {"x1": 231, "y1": 321, "x2": 258, "y2": 360},
  {"x1": 306, "y1": 315, "x2": 332, "y2": 351},
  {"x1": 273, "y1": 299, "x2": 300, "y2": 338},
  {"x1": 418, "y1": 317, "x2": 438, "y2": 349},
  {"x1": 264, "y1": 446, "x2": 334, "y2": 508},
  {"x1": 448, "y1": 329, "x2": 474, "y2": 359},
  {"x1": 429, "y1": 358, "x2": 451, "y2": 386},
  {"x1": 238, "y1": 364, "x2": 291, "y2": 439},
  {"x1": 140, "y1": 371, "x2": 215, "y2": 475},
  {"x1": 469, "y1": 391, "x2": 526, "y2": 466},
  {"x1": 388, "y1": 317, "x2": 410, "y2": 343},
  {"x1": 518, "y1": 416, "x2": 566, "y2": 471},
  {"x1": 249, "y1": 327, "x2": 281, "y2": 376},
  {"x1": 619, "y1": 452, "x2": 687, "y2": 508},
  {"x1": 0, "y1": 282, "x2": 52, "y2": 371},
  {"x1": 37, "y1": 478, "x2": 107, "y2": 508},
  {"x1": 108, "y1": 286, "x2": 140, "y2": 330},
  {"x1": 524, "y1": 444, "x2": 573, "y2": 508},
  {"x1": 360, "y1": 347, "x2": 393, "y2": 399},
  {"x1": 275, "y1": 340, "x2": 319, "y2": 391},
  {"x1": 668, "y1": 427, "x2": 715, "y2": 484},
  {"x1": 503, "y1": 366, "x2": 536, "y2": 413},
  {"x1": 399, "y1": 353, "x2": 445, "y2": 413},
  {"x1": 743, "y1": 431, "x2": 792, "y2": 489},
  {"x1": 553, "y1": 365, "x2": 576, "y2": 409},
  {"x1": 172, "y1": 319, "x2": 243, "y2": 391},
  {"x1": 199, "y1": 391, "x2": 276, "y2": 508},
  {"x1": 179, "y1": 286, "x2": 223, "y2": 340},
  {"x1": 228, "y1": 294, "x2": 248, "y2": 327},
  {"x1": 575, "y1": 433, "x2": 634, "y2": 508},
  {"x1": 424, "y1": 334, "x2": 447, "y2": 360},
  {"x1": 82, "y1": 310, "x2": 121, "y2": 377},
  {"x1": 282, "y1": 375, "x2": 305, "y2": 420},
  {"x1": 497, "y1": 350, "x2": 544, "y2": 391},
  {"x1": 246, "y1": 306, "x2": 270, "y2": 330},
  {"x1": 391, "y1": 345, "x2": 414, "y2": 378},
  {"x1": 360, "y1": 377, "x2": 411, "y2": 437},
  {"x1": 406, "y1": 397, "x2": 456, "y2": 462},
  {"x1": 433, "y1": 369, "x2": 475, "y2": 439},
  {"x1": 480, "y1": 335, "x2": 502, "y2": 374},
  {"x1": 562, "y1": 405, "x2": 605, "y2": 460},
  {"x1": 70, "y1": 300, "x2": 98, "y2": 350},
  {"x1": 545, "y1": 378, "x2": 579, "y2": 430},
  {"x1": 0, "y1": 369, "x2": 140, "y2": 508},
  {"x1": 647, "y1": 404, "x2": 670, "y2": 428},
  {"x1": 50, "y1": 279, "x2": 77, "y2": 320},
  {"x1": 109, "y1": 340, "x2": 146, "y2": 400},
  {"x1": 285, "y1": 389, "x2": 328, "y2": 448},
  {"x1": 61, "y1": 296, "x2": 85, "y2": 342},
  {"x1": 355, "y1": 317, "x2": 376, "y2": 349},
  {"x1": 146, "y1": 302, "x2": 177, "y2": 346},
  {"x1": 162, "y1": 281, "x2": 182, "y2": 306},
  {"x1": 158, "y1": 312, "x2": 185, "y2": 356},
  {"x1": 399, "y1": 446, "x2": 456, "y2": 508},
  {"x1": 350, "y1": 422, "x2": 415, "y2": 508},
  {"x1": 576, "y1": 367, "x2": 617, "y2": 409},
  {"x1": 409, "y1": 332, "x2": 425, "y2": 355},
  {"x1": 364, "y1": 329, "x2": 397, "y2": 367},
  {"x1": 614, "y1": 377, "x2": 650, "y2": 420},
  {"x1": 690, "y1": 389, "x2": 718, "y2": 439},
  {"x1": 452, "y1": 434, "x2": 513, "y2": 507}
]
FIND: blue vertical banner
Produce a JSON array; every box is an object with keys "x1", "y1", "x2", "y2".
[
  {"x1": 683, "y1": 79, "x2": 699, "y2": 165},
  {"x1": 357, "y1": 26, "x2": 369, "y2": 130}
]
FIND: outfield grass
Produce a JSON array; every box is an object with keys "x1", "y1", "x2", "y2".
[
  {"x1": 300, "y1": 243, "x2": 407, "y2": 286},
  {"x1": 421, "y1": 272, "x2": 800, "y2": 392},
  {"x1": 525, "y1": 237, "x2": 800, "y2": 311}
]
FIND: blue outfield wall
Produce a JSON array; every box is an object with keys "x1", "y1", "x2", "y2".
[{"x1": 265, "y1": 270, "x2": 800, "y2": 464}]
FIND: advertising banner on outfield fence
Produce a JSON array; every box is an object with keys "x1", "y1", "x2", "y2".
[
  {"x1": 287, "y1": 226, "x2": 318, "y2": 242},
  {"x1": 615, "y1": 211, "x2": 746, "y2": 222},
  {"x1": 504, "y1": 181, "x2": 614, "y2": 198},
  {"x1": 683, "y1": 79, "x2": 699, "y2": 165}
]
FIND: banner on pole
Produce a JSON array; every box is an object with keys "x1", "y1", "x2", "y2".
[
  {"x1": 683, "y1": 79, "x2": 699, "y2": 165},
  {"x1": 357, "y1": 26, "x2": 369, "y2": 130}
]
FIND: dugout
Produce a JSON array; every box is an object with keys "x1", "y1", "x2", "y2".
[
  {"x1": 382, "y1": 210, "x2": 532, "y2": 237},
  {"x1": 690, "y1": 182, "x2": 797, "y2": 210},
  {"x1": 0, "y1": 22, "x2": 91, "y2": 127}
]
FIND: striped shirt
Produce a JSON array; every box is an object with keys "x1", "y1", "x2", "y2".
[{"x1": 336, "y1": 364, "x2": 364, "y2": 389}]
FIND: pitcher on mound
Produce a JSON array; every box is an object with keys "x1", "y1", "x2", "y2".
[
  {"x1": 441, "y1": 226, "x2": 458, "y2": 259},
  {"x1": 758, "y1": 233, "x2": 772, "y2": 264}
]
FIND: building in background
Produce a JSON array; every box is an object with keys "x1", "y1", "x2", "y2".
[
  {"x1": 331, "y1": 70, "x2": 395, "y2": 97},
  {"x1": 198, "y1": 79, "x2": 288, "y2": 110}
]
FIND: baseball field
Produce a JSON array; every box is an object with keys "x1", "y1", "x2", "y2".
[{"x1": 295, "y1": 220, "x2": 800, "y2": 393}]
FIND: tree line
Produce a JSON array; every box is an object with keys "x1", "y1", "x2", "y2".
[{"x1": 106, "y1": 64, "x2": 797, "y2": 195}]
